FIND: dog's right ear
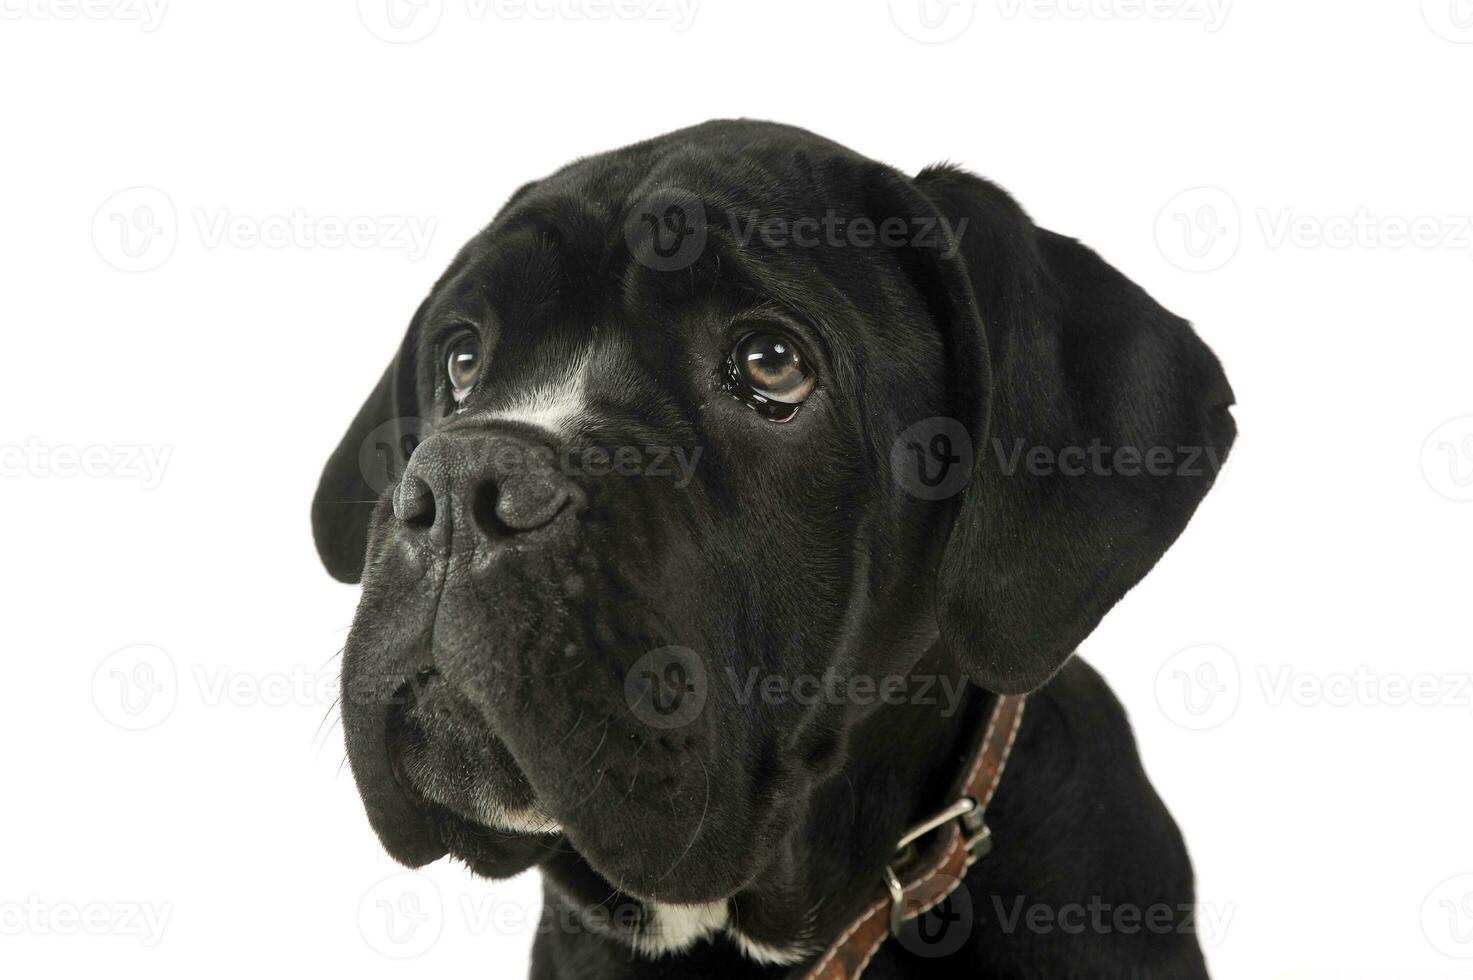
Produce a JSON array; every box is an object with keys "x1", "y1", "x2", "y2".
[{"x1": 310, "y1": 305, "x2": 424, "y2": 584}]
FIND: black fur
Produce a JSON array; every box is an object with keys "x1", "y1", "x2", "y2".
[{"x1": 312, "y1": 119, "x2": 1234, "y2": 977}]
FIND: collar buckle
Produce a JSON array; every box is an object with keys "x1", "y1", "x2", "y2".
[{"x1": 883, "y1": 796, "x2": 989, "y2": 938}]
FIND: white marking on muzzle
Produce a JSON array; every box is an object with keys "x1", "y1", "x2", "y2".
[
  {"x1": 471, "y1": 791, "x2": 563, "y2": 836},
  {"x1": 483, "y1": 347, "x2": 592, "y2": 437}
]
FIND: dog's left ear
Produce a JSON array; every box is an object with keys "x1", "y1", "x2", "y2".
[
  {"x1": 873, "y1": 165, "x2": 1236, "y2": 694},
  {"x1": 310, "y1": 305, "x2": 424, "y2": 584}
]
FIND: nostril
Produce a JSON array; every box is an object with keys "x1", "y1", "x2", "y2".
[
  {"x1": 472, "y1": 480, "x2": 508, "y2": 538},
  {"x1": 393, "y1": 474, "x2": 437, "y2": 528},
  {"x1": 477, "y1": 473, "x2": 580, "y2": 535}
]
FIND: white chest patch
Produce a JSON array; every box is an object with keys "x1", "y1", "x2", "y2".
[
  {"x1": 633, "y1": 900, "x2": 729, "y2": 958},
  {"x1": 635, "y1": 900, "x2": 813, "y2": 966}
]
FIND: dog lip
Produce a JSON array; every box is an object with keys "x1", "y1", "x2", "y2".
[{"x1": 342, "y1": 681, "x2": 448, "y2": 868}]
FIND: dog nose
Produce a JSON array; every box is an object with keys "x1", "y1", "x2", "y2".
[{"x1": 392, "y1": 430, "x2": 584, "y2": 543}]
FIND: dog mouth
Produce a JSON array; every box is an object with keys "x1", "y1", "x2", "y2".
[
  {"x1": 341, "y1": 655, "x2": 565, "y2": 878},
  {"x1": 340, "y1": 553, "x2": 758, "y2": 903},
  {"x1": 390, "y1": 673, "x2": 567, "y2": 868}
]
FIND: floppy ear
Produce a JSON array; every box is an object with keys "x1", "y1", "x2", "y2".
[
  {"x1": 896, "y1": 165, "x2": 1236, "y2": 694},
  {"x1": 310, "y1": 308, "x2": 423, "y2": 584}
]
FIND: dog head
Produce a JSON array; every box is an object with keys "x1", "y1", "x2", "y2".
[{"x1": 312, "y1": 120, "x2": 1234, "y2": 906}]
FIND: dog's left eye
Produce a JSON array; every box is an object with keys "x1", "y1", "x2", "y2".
[
  {"x1": 445, "y1": 330, "x2": 482, "y2": 404},
  {"x1": 723, "y1": 330, "x2": 815, "y2": 421}
]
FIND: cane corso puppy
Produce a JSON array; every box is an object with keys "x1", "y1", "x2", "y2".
[{"x1": 312, "y1": 119, "x2": 1235, "y2": 978}]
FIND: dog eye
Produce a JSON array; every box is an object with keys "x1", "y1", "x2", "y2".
[
  {"x1": 724, "y1": 331, "x2": 815, "y2": 420},
  {"x1": 445, "y1": 330, "x2": 482, "y2": 403}
]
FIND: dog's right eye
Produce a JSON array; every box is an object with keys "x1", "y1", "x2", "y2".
[{"x1": 445, "y1": 330, "x2": 482, "y2": 405}]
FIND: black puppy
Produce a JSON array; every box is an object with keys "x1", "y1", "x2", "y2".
[{"x1": 312, "y1": 120, "x2": 1235, "y2": 978}]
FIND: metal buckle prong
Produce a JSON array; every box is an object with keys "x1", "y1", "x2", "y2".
[
  {"x1": 894, "y1": 797, "x2": 976, "y2": 853},
  {"x1": 884, "y1": 797, "x2": 982, "y2": 938}
]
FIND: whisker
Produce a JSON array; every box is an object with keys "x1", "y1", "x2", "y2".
[{"x1": 649, "y1": 754, "x2": 709, "y2": 887}]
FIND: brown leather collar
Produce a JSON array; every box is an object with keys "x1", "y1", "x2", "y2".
[{"x1": 796, "y1": 693, "x2": 1027, "y2": 980}]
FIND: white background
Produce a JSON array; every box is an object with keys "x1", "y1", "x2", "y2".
[{"x1": 3, "y1": 1, "x2": 1471, "y2": 977}]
